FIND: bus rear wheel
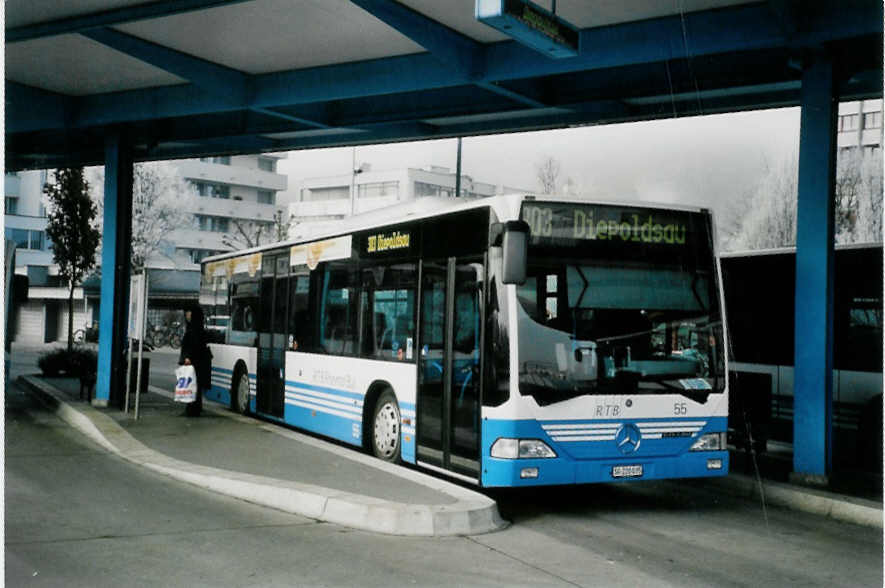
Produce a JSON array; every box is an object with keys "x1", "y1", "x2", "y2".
[
  {"x1": 372, "y1": 389, "x2": 401, "y2": 463},
  {"x1": 232, "y1": 365, "x2": 250, "y2": 414}
]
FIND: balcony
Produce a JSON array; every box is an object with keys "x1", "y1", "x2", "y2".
[
  {"x1": 4, "y1": 173, "x2": 21, "y2": 196},
  {"x1": 175, "y1": 160, "x2": 287, "y2": 191},
  {"x1": 185, "y1": 195, "x2": 282, "y2": 221},
  {"x1": 167, "y1": 228, "x2": 228, "y2": 251}
]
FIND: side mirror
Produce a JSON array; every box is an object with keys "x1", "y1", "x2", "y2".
[{"x1": 501, "y1": 220, "x2": 529, "y2": 285}]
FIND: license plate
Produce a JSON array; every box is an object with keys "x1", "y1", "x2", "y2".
[{"x1": 612, "y1": 465, "x2": 643, "y2": 478}]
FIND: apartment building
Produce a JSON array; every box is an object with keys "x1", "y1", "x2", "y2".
[
  {"x1": 4, "y1": 169, "x2": 91, "y2": 343},
  {"x1": 837, "y1": 99, "x2": 883, "y2": 155},
  {"x1": 167, "y1": 153, "x2": 288, "y2": 267},
  {"x1": 292, "y1": 164, "x2": 527, "y2": 229},
  {"x1": 4, "y1": 154, "x2": 288, "y2": 343}
]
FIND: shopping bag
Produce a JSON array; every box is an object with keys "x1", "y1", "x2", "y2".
[{"x1": 174, "y1": 365, "x2": 197, "y2": 403}]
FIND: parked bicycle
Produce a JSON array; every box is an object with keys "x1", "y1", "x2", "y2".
[
  {"x1": 165, "y1": 321, "x2": 183, "y2": 349},
  {"x1": 145, "y1": 321, "x2": 182, "y2": 349}
]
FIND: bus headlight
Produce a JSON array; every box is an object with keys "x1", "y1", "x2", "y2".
[
  {"x1": 491, "y1": 438, "x2": 557, "y2": 459},
  {"x1": 690, "y1": 432, "x2": 726, "y2": 451}
]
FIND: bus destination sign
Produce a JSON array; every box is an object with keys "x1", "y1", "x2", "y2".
[
  {"x1": 522, "y1": 203, "x2": 691, "y2": 247},
  {"x1": 476, "y1": 0, "x2": 580, "y2": 58}
]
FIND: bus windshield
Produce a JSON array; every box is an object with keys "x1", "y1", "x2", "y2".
[{"x1": 517, "y1": 201, "x2": 725, "y2": 406}]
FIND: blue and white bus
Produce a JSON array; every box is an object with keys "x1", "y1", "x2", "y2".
[
  {"x1": 200, "y1": 195, "x2": 728, "y2": 486},
  {"x1": 721, "y1": 243, "x2": 882, "y2": 470}
]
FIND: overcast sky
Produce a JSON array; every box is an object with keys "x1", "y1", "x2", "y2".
[{"x1": 277, "y1": 106, "x2": 801, "y2": 217}]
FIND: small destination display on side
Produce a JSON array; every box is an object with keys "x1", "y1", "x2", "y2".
[
  {"x1": 367, "y1": 231, "x2": 410, "y2": 253},
  {"x1": 360, "y1": 227, "x2": 415, "y2": 258}
]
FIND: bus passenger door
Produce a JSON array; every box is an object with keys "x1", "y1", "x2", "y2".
[
  {"x1": 257, "y1": 254, "x2": 288, "y2": 418},
  {"x1": 417, "y1": 257, "x2": 482, "y2": 480}
]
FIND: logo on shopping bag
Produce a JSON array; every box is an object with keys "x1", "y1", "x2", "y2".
[{"x1": 174, "y1": 365, "x2": 197, "y2": 402}]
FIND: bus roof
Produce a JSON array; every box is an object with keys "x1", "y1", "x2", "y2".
[
  {"x1": 719, "y1": 242, "x2": 883, "y2": 259},
  {"x1": 202, "y1": 193, "x2": 711, "y2": 265}
]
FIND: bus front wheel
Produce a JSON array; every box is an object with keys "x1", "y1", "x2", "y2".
[
  {"x1": 372, "y1": 389, "x2": 401, "y2": 463},
  {"x1": 232, "y1": 365, "x2": 251, "y2": 415}
]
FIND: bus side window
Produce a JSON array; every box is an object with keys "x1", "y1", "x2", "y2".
[
  {"x1": 288, "y1": 272, "x2": 310, "y2": 351},
  {"x1": 320, "y1": 263, "x2": 359, "y2": 355},
  {"x1": 229, "y1": 275, "x2": 259, "y2": 346},
  {"x1": 362, "y1": 263, "x2": 416, "y2": 361}
]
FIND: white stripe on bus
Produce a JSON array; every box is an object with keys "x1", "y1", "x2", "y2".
[
  {"x1": 287, "y1": 399, "x2": 362, "y2": 422},
  {"x1": 551, "y1": 435, "x2": 616, "y2": 442},
  {"x1": 638, "y1": 421, "x2": 707, "y2": 428},
  {"x1": 285, "y1": 393, "x2": 362, "y2": 416},
  {"x1": 542, "y1": 423, "x2": 623, "y2": 430},
  {"x1": 550, "y1": 429, "x2": 619, "y2": 436},
  {"x1": 286, "y1": 385, "x2": 364, "y2": 408}
]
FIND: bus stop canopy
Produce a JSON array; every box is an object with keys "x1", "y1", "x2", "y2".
[
  {"x1": 6, "y1": 0, "x2": 882, "y2": 171},
  {"x1": 6, "y1": 1, "x2": 882, "y2": 484}
]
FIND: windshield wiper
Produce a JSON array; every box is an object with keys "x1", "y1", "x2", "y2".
[{"x1": 641, "y1": 375, "x2": 712, "y2": 404}]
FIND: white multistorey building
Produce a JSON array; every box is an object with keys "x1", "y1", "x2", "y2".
[
  {"x1": 4, "y1": 169, "x2": 91, "y2": 344},
  {"x1": 291, "y1": 165, "x2": 528, "y2": 230},
  {"x1": 168, "y1": 153, "x2": 288, "y2": 267},
  {"x1": 4, "y1": 170, "x2": 52, "y2": 270},
  {"x1": 3, "y1": 154, "x2": 288, "y2": 343},
  {"x1": 837, "y1": 99, "x2": 883, "y2": 155}
]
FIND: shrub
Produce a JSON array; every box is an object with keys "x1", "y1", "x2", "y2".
[
  {"x1": 38, "y1": 348, "x2": 71, "y2": 377},
  {"x1": 38, "y1": 348, "x2": 98, "y2": 378}
]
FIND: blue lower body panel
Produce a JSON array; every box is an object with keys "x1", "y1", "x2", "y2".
[
  {"x1": 207, "y1": 366, "x2": 256, "y2": 412},
  {"x1": 481, "y1": 417, "x2": 729, "y2": 487}
]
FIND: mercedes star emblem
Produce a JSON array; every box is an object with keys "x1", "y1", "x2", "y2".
[{"x1": 615, "y1": 423, "x2": 642, "y2": 454}]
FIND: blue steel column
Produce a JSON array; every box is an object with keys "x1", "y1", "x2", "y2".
[
  {"x1": 793, "y1": 56, "x2": 836, "y2": 482},
  {"x1": 95, "y1": 133, "x2": 134, "y2": 407}
]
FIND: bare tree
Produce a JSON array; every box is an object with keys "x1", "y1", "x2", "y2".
[
  {"x1": 221, "y1": 210, "x2": 296, "y2": 250},
  {"x1": 855, "y1": 152, "x2": 884, "y2": 242},
  {"x1": 836, "y1": 149, "x2": 883, "y2": 243},
  {"x1": 727, "y1": 148, "x2": 883, "y2": 251},
  {"x1": 729, "y1": 154, "x2": 798, "y2": 251},
  {"x1": 717, "y1": 185, "x2": 757, "y2": 251},
  {"x1": 535, "y1": 156, "x2": 561, "y2": 194},
  {"x1": 131, "y1": 164, "x2": 194, "y2": 271},
  {"x1": 90, "y1": 162, "x2": 193, "y2": 271}
]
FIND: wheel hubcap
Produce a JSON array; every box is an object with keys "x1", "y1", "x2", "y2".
[
  {"x1": 374, "y1": 401, "x2": 400, "y2": 458},
  {"x1": 238, "y1": 375, "x2": 250, "y2": 412}
]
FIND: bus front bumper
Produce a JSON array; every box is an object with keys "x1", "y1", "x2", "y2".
[{"x1": 481, "y1": 450, "x2": 729, "y2": 487}]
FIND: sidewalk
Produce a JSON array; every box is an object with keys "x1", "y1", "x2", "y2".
[
  {"x1": 17, "y1": 373, "x2": 882, "y2": 531},
  {"x1": 18, "y1": 375, "x2": 505, "y2": 537}
]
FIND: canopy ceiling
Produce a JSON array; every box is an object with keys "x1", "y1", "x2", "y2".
[{"x1": 5, "y1": 0, "x2": 883, "y2": 170}]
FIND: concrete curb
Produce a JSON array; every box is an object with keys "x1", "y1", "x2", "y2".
[
  {"x1": 20, "y1": 376, "x2": 507, "y2": 537},
  {"x1": 704, "y1": 472, "x2": 883, "y2": 529}
]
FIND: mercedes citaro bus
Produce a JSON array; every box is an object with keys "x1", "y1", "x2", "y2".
[{"x1": 199, "y1": 194, "x2": 728, "y2": 487}]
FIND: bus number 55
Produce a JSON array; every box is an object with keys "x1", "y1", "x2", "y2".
[{"x1": 674, "y1": 402, "x2": 687, "y2": 415}]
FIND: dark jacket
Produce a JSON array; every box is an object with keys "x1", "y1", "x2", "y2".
[{"x1": 179, "y1": 307, "x2": 212, "y2": 391}]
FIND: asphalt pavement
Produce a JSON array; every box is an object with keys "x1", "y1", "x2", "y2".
[{"x1": 10, "y1": 343, "x2": 883, "y2": 535}]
